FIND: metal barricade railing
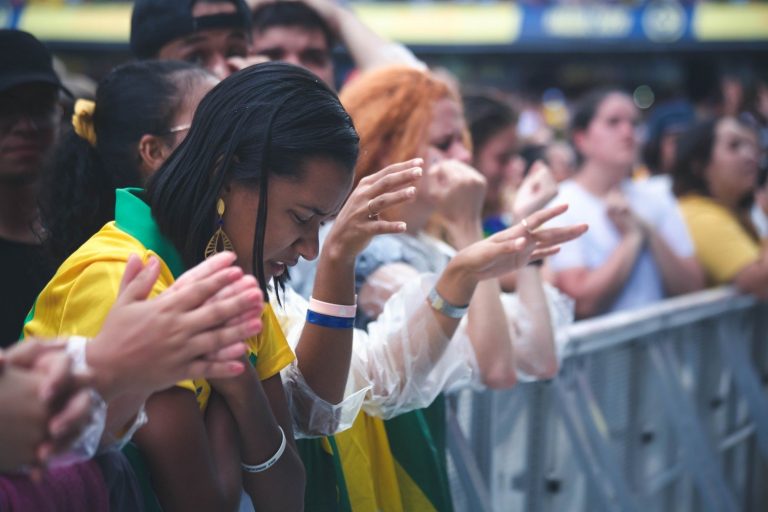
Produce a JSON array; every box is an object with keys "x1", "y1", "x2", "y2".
[{"x1": 446, "y1": 287, "x2": 768, "y2": 512}]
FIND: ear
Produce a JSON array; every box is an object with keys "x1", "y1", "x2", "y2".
[
  {"x1": 138, "y1": 134, "x2": 172, "y2": 175},
  {"x1": 572, "y1": 130, "x2": 587, "y2": 154}
]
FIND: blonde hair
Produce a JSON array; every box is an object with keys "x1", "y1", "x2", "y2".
[{"x1": 340, "y1": 66, "x2": 461, "y2": 187}]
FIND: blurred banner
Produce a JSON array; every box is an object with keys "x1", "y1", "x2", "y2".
[{"x1": 1, "y1": 1, "x2": 767, "y2": 47}]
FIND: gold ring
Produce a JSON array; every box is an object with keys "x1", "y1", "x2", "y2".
[
  {"x1": 367, "y1": 199, "x2": 379, "y2": 220},
  {"x1": 521, "y1": 217, "x2": 534, "y2": 235}
]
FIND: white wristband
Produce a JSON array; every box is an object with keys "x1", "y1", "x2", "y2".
[
  {"x1": 241, "y1": 426, "x2": 287, "y2": 473},
  {"x1": 308, "y1": 296, "x2": 357, "y2": 318}
]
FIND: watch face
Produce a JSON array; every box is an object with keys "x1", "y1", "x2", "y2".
[{"x1": 433, "y1": 296, "x2": 445, "y2": 310}]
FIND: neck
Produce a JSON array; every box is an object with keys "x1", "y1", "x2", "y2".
[
  {"x1": 0, "y1": 180, "x2": 41, "y2": 243},
  {"x1": 575, "y1": 161, "x2": 629, "y2": 197}
]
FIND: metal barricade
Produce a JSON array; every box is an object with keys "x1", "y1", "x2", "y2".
[{"x1": 446, "y1": 287, "x2": 768, "y2": 512}]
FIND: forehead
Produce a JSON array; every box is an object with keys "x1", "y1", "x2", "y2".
[
  {"x1": 274, "y1": 157, "x2": 352, "y2": 214},
  {"x1": 429, "y1": 97, "x2": 464, "y2": 134},
  {"x1": 594, "y1": 94, "x2": 636, "y2": 119},
  {"x1": 717, "y1": 118, "x2": 758, "y2": 142},
  {"x1": 252, "y1": 25, "x2": 329, "y2": 51},
  {"x1": 160, "y1": 26, "x2": 246, "y2": 55}
]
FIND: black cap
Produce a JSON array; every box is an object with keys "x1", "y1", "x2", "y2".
[
  {"x1": 0, "y1": 29, "x2": 68, "y2": 94},
  {"x1": 130, "y1": 0, "x2": 252, "y2": 59}
]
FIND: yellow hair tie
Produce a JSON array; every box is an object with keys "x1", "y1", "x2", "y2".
[{"x1": 72, "y1": 99, "x2": 97, "y2": 147}]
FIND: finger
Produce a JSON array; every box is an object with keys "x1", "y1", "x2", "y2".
[
  {"x1": 524, "y1": 203, "x2": 569, "y2": 230},
  {"x1": 366, "y1": 220, "x2": 408, "y2": 235},
  {"x1": 185, "y1": 312, "x2": 263, "y2": 359},
  {"x1": 173, "y1": 251, "x2": 237, "y2": 289},
  {"x1": 48, "y1": 390, "x2": 94, "y2": 445},
  {"x1": 117, "y1": 254, "x2": 145, "y2": 295},
  {"x1": 531, "y1": 224, "x2": 588, "y2": 247},
  {"x1": 166, "y1": 265, "x2": 246, "y2": 312},
  {"x1": 360, "y1": 158, "x2": 423, "y2": 187},
  {"x1": 5, "y1": 339, "x2": 66, "y2": 369},
  {"x1": 186, "y1": 360, "x2": 245, "y2": 381},
  {"x1": 204, "y1": 342, "x2": 249, "y2": 362},
  {"x1": 115, "y1": 256, "x2": 160, "y2": 304},
  {"x1": 364, "y1": 166, "x2": 422, "y2": 198},
  {"x1": 210, "y1": 274, "x2": 262, "y2": 305},
  {"x1": 529, "y1": 246, "x2": 561, "y2": 261},
  {"x1": 38, "y1": 352, "x2": 75, "y2": 404},
  {"x1": 366, "y1": 187, "x2": 416, "y2": 215}
]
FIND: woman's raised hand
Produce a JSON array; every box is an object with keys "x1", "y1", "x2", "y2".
[
  {"x1": 322, "y1": 159, "x2": 423, "y2": 264},
  {"x1": 451, "y1": 204, "x2": 588, "y2": 283},
  {"x1": 427, "y1": 159, "x2": 487, "y2": 226},
  {"x1": 512, "y1": 161, "x2": 559, "y2": 220}
]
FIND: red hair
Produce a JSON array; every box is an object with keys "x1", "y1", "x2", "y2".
[{"x1": 340, "y1": 66, "x2": 458, "y2": 187}]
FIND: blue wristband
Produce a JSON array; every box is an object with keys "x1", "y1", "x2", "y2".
[{"x1": 306, "y1": 310, "x2": 355, "y2": 329}]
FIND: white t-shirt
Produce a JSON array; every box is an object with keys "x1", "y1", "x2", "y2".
[{"x1": 547, "y1": 178, "x2": 694, "y2": 314}]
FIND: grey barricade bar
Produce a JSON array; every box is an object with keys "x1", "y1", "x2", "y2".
[{"x1": 447, "y1": 287, "x2": 768, "y2": 512}]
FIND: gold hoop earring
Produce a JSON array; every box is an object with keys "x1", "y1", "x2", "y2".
[{"x1": 205, "y1": 198, "x2": 234, "y2": 259}]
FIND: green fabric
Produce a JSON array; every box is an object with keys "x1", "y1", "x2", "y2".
[
  {"x1": 122, "y1": 442, "x2": 164, "y2": 512},
  {"x1": 384, "y1": 396, "x2": 453, "y2": 512},
  {"x1": 114, "y1": 188, "x2": 185, "y2": 279},
  {"x1": 298, "y1": 438, "x2": 351, "y2": 512}
]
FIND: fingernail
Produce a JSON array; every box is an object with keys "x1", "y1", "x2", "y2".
[
  {"x1": 412, "y1": 168, "x2": 422, "y2": 177},
  {"x1": 229, "y1": 362, "x2": 245, "y2": 374},
  {"x1": 412, "y1": 158, "x2": 424, "y2": 165},
  {"x1": 396, "y1": 222, "x2": 407, "y2": 232},
  {"x1": 406, "y1": 187, "x2": 416, "y2": 197},
  {"x1": 248, "y1": 318, "x2": 262, "y2": 332}
]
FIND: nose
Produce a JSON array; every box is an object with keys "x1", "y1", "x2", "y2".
[
  {"x1": 282, "y1": 54, "x2": 302, "y2": 68},
  {"x1": 450, "y1": 139, "x2": 472, "y2": 164},
  {"x1": 294, "y1": 229, "x2": 320, "y2": 262}
]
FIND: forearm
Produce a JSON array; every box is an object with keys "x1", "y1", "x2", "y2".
[
  {"x1": 563, "y1": 233, "x2": 644, "y2": 317},
  {"x1": 222, "y1": 375, "x2": 304, "y2": 512},
  {"x1": 337, "y1": 7, "x2": 419, "y2": 71},
  {"x1": 646, "y1": 229, "x2": 704, "y2": 295},
  {"x1": 205, "y1": 393, "x2": 243, "y2": 512},
  {"x1": 513, "y1": 267, "x2": 557, "y2": 379},
  {"x1": 295, "y1": 246, "x2": 355, "y2": 405},
  {"x1": 466, "y1": 278, "x2": 516, "y2": 389},
  {"x1": 733, "y1": 253, "x2": 768, "y2": 298}
]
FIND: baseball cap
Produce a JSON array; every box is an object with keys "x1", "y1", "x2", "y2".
[
  {"x1": 0, "y1": 29, "x2": 68, "y2": 95},
  {"x1": 131, "y1": 0, "x2": 252, "y2": 59}
]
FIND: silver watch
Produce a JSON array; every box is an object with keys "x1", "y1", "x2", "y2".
[{"x1": 427, "y1": 287, "x2": 469, "y2": 318}]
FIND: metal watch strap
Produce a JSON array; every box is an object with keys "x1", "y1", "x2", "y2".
[{"x1": 427, "y1": 287, "x2": 469, "y2": 318}]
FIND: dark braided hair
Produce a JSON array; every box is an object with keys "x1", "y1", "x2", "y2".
[{"x1": 147, "y1": 62, "x2": 359, "y2": 301}]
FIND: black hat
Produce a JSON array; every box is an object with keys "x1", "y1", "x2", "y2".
[
  {"x1": 0, "y1": 29, "x2": 67, "y2": 94},
  {"x1": 130, "y1": 0, "x2": 252, "y2": 59}
]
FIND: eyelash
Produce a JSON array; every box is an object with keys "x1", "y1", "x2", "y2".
[{"x1": 292, "y1": 212, "x2": 311, "y2": 225}]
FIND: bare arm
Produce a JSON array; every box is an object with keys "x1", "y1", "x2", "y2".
[
  {"x1": 133, "y1": 389, "x2": 243, "y2": 512},
  {"x1": 555, "y1": 231, "x2": 644, "y2": 318},
  {"x1": 643, "y1": 223, "x2": 705, "y2": 296},
  {"x1": 295, "y1": 160, "x2": 422, "y2": 404},
  {"x1": 733, "y1": 250, "x2": 768, "y2": 299},
  {"x1": 512, "y1": 266, "x2": 558, "y2": 379},
  {"x1": 212, "y1": 370, "x2": 304, "y2": 512}
]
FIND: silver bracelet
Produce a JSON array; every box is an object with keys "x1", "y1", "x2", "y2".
[
  {"x1": 427, "y1": 287, "x2": 470, "y2": 319},
  {"x1": 241, "y1": 426, "x2": 286, "y2": 473}
]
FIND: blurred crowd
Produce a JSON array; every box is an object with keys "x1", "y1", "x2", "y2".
[{"x1": 0, "y1": 0, "x2": 766, "y2": 510}]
